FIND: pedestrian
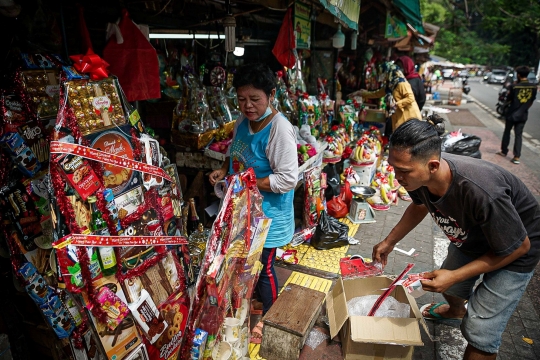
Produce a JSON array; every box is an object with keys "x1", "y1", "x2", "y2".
[
  {"x1": 434, "y1": 68, "x2": 442, "y2": 87},
  {"x1": 496, "y1": 65, "x2": 537, "y2": 164},
  {"x1": 208, "y1": 63, "x2": 298, "y2": 343},
  {"x1": 396, "y1": 56, "x2": 426, "y2": 110},
  {"x1": 372, "y1": 119, "x2": 540, "y2": 360},
  {"x1": 348, "y1": 62, "x2": 421, "y2": 133}
]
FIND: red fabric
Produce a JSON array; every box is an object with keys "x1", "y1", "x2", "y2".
[
  {"x1": 398, "y1": 56, "x2": 421, "y2": 80},
  {"x1": 272, "y1": 7, "x2": 296, "y2": 68},
  {"x1": 78, "y1": 5, "x2": 93, "y2": 52},
  {"x1": 103, "y1": 9, "x2": 160, "y2": 101}
]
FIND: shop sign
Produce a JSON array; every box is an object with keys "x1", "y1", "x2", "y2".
[
  {"x1": 385, "y1": 12, "x2": 408, "y2": 39},
  {"x1": 295, "y1": 2, "x2": 311, "y2": 49}
]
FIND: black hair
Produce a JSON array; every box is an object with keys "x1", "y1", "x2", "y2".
[
  {"x1": 515, "y1": 66, "x2": 530, "y2": 79},
  {"x1": 389, "y1": 119, "x2": 441, "y2": 161},
  {"x1": 233, "y1": 63, "x2": 276, "y2": 96}
]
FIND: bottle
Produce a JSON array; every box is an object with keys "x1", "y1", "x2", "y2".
[
  {"x1": 88, "y1": 196, "x2": 117, "y2": 276},
  {"x1": 200, "y1": 296, "x2": 220, "y2": 359},
  {"x1": 187, "y1": 198, "x2": 200, "y2": 235}
]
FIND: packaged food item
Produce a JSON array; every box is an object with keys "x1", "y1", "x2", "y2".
[
  {"x1": 89, "y1": 276, "x2": 141, "y2": 360},
  {"x1": 114, "y1": 186, "x2": 144, "y2": 222},
  {"x1": 39, "y1": 293, "x2": 76, "y2": 339},
  {"x1": 140, "y1": 135, "x2": 164, "y2": 190},
  {"x1": 128, "y1": 289, "x2": 168, "y2": 344},
  {"x1": 1, "y1": 181, "x2": 42, "y2": 243},
  {"x1": 65, "y1": 78, "x2": 126, "y2": 135},
  {"x1": 20, "y1": 69, "x2": 60, "y2": 119},
  {"x1": 1, "y1": 93, "x2": 27, "y2": 132},
  {"x1": 55, "y1": 152, "x2": 101, "y2": 200},
  {"x1": 96, "y1": 286, "x2": 130, "y2": 330},
  {"x1": 87, "y1": 125, "x2": 140, "y2": 196},
  {"x1": 163, "y1": 164, "x2": 184, "y2": 217},
  {"x1": 17, "y1": 120, "x2": 50, "y2": 163},
  {"x1": 190, "y1": 328, "x2": 208, "y2": 360},
  {"x1": 1, "y1": 131, "x2": 42, "y2": 177}
]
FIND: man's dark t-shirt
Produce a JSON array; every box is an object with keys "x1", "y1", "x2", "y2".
[
  {"x1": 409, "y1": 153, "x2": 540, "y2": 272},
  {"x1": 506, "y1": 80, "x2": 537, "y2": 122}
]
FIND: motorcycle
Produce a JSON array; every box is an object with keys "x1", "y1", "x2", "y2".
[
  {"x1": 496, "y1": 80, "x2": 512, "y2": 116},
  {"x1": 462, "y1": 75, "x2": 471, "y2": 95}
]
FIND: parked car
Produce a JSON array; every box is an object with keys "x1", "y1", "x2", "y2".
[
  {"x1": 483, "y1": 72, "x2": 492, "y2": 82},
  {"x1": 487, "y1": 70, "x2": 507, "y2": 84},
  {"x1": 459, "y1": 70, "x2": 469, "y2": 77}
]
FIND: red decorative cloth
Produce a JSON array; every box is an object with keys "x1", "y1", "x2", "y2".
[
  {"x1": 272, "y1": 7, "x2": 296, "y2": 68},
  {"x1": 103, "y1": 9, "x2": 160, "y2": 101}
]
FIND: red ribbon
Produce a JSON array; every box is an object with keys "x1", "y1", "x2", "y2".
[
  {"x1": 53, "y1": 234, "x2": 188, "y2": 247},
  {"x1": 70, "y1": 49, "x2": 110, "y2": 80},
  {"x1": 50, "y1": 141, "x2": 173, "y2": 182}
]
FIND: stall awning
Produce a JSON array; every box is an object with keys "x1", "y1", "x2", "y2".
[
  {"x1": 319, "y1": 0, "x2": 360, "y2": 31},
  {"x1": 393, "y1": 0, "x2": 424, "y2": 34}
]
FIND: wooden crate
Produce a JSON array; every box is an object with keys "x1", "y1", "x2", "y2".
[{"x1": 260, "y1": 284, "x2": 326, "y2": 360}]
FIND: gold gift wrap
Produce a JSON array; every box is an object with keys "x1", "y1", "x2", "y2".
[{"x1": 171, "y1": 120, "x2": 235, "y2": 150}]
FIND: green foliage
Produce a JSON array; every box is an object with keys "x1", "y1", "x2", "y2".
[{"x1": 422, "y1": 0, "x2": 538, "y2": 66}]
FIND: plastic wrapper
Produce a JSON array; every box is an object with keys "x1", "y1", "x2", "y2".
[
  {"x1": 305, "y1": 328, "x2": 329, "y2": 350},
  {"x1": 347, "y1": 295, "x2": 410, "y2": 318},
  {"x1": 441, "y1": 129, "x2": 482, "y2": 158},
  {"x1": 311, "y1": 210, "x2": 349, "y2": 250}
]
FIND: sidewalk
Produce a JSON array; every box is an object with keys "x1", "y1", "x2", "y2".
[{"x1": 257, "y1": 99, "x2": 540, "y2": 360}]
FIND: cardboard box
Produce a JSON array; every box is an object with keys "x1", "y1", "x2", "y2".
[
  {"x1": 326, "y1": 276, "x2": 428, "y2": 360},
  {"x1": 364, "y1": 109, "x2": 386, "y2": 123}
]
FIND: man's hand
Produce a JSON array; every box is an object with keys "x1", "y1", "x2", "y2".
[
  {"x1": 372, "y1": 239, "x2": 395, "y2": 268},
  {"x1": 420, "y1": 269, "x2": 458, "y2": 294},
  {"x1": 209, "y1": 168, "x2": 226, "y2": 186}
]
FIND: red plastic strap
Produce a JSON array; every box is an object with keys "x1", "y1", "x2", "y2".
[{"x1": 367, "y1": 263, "x2": 415, "y2": 316}]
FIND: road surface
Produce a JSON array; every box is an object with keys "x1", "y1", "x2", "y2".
[{"x1": 468, "y1": 77, "x2": 540, "y2": 142}]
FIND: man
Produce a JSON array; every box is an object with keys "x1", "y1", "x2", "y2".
[
  {"x1": 373, "y1": 120, "x2": 540, "y2": 360},
  {"x1": 497, "y1": 65, "x2": 537, "y2": 164}
]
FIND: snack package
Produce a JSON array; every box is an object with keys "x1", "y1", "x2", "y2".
[
  {"x1": 190, "y1": 328, "x2": 208, "y2": 360},
  {"x1": 1, "y1": 181, "x2": 43, "y2": 243},
  {"x1": 96, "y1": 286, "x2": 130, "y2": 330},
  {"x1": 55, "y1": 152, "x2": 101, "y2": 200},
  {"x1": 86, "y1": 124, "x2": 140, "y2": 196},
  {"x1": 1, "y1": 132, "x2": 42, "y2": 177},
  {"x1": 128, "y1": 289, "x2": 168, "y2": 344},
  {"x1": 140, "y1": 135, "x2": 164, "y2": 190},
  {"x1": 2, "y1": 93, "x2": 26, "y2": 131},
  {"x1": 149, "y1": 291, "x2": 190, "y2": 360},
  {"x1": 20, "y1": 69, "x2": 60, "y2": 119},
  {"x1": 163, "y1": 164, "x2": 183, "y2": 217},
  {"x1": 88, "y1": 276, "x2": 142, "y2": 360},
  {"x1": 40, "y1": 293, "x2": 76, "y2": 339},
  {"x1": 65, "y1": 78, "x2": 126, "y2": 135},
  {"x1": 17, "y1": 120, "x2": 50, "y2": 163},
  {"x1": 18, "y1": 262, "x2": 51, "y2": 304}
]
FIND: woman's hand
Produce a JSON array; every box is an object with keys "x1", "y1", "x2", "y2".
[
  {"x1": 209, "y1": 168, "x2": 227, "y2": 186},
  {"x1": 348, "y1": 89, "x2": 366, "y2": 98}
]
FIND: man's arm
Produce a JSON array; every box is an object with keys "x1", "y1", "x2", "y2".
[
  {"x1": 422, "y1": 236, "x2": 531, "y2": 293},
  {"x1": 373, "y1": 203, "x2": 429, "y2": 266}
]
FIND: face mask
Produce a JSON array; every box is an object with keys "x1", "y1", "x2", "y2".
[{"x1": 253, "y1": 106, "x2": 272, "y2": 122}]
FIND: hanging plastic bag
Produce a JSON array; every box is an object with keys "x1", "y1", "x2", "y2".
[
  {"x1": 311, "y1": 211, "x2": 349, "y2": 250},
  {"x1": 327, "y1": 196, "x2": 348, "y2": 219},
  {"x1": 323, "y1": 163, "x2": 340, "y2": 200}
]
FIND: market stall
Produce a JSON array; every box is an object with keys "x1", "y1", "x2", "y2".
[{"x1": 0, "y1": 0, "x2": 432, "y2": 358}]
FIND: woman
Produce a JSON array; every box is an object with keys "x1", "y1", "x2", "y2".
[
  {"x1": 349, "y1": 62, "x2": 421, "y2": 132},
  {"x1": 208, "y1": 63, "x2": 298, "y2": 342},
  {"x1": 396, "y1": 56, "x2": 426, "y2": 110}
]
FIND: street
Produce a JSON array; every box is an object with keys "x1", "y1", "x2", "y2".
[{"x1": 468, "y1": 77, "x2": 540, "y2": 142}]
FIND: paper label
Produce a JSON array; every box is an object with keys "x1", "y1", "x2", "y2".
[{"x1": 92, "y1": 95, "x2": 111, "y2": 110}]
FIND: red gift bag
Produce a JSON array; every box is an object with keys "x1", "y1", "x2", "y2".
[{"x1": 103, "y1": 10, "x2": 160, "y2": 101}]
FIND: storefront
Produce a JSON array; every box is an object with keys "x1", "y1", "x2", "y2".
[{"x1": 0, "y1": 0, "x2": 429, "y2": 359}]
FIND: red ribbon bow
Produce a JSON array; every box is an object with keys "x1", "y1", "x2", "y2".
[{"x1": 70, "y1": 49, "x2": 110, "y2": 80}]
